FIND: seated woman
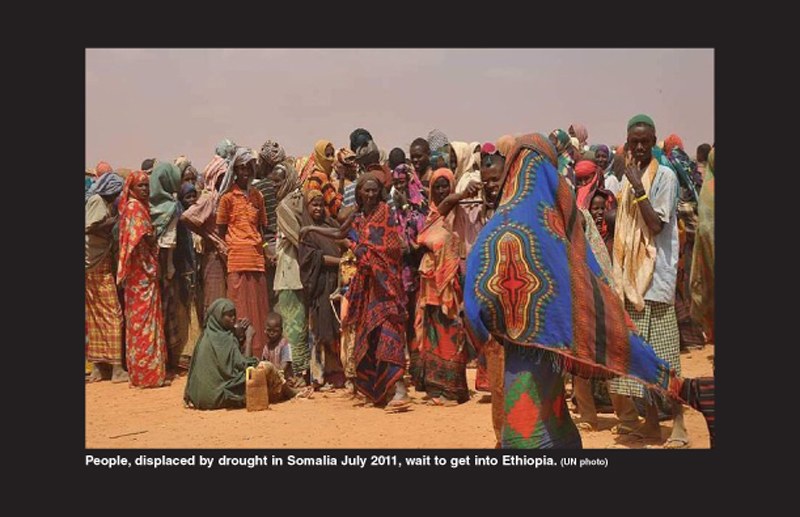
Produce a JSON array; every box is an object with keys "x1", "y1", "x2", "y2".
[{"x1": 183, "y1": 298, "x2": 260, "y2": 410}]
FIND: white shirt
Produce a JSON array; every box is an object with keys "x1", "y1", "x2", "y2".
[
  {"x1": 604, "y1": 175, "x2": 622, "y2": 197},
  {"x1": 642, "y1": 164, "x2": 679, "y2": 304}
]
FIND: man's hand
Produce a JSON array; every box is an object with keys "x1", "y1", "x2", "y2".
[{"x1": 624, "y1": 155, "x2": 646, "y2": 196}]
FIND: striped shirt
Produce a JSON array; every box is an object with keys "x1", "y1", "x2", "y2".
[
  {"x1": 342, "y1": 182, "x2": 357, "y2": 207},
  {"x1": 217, "y1": 185, "x2": 267, "y2": 273},
  {"x1": 253, "y1": 178, "x2": 278, "y2": 245}
]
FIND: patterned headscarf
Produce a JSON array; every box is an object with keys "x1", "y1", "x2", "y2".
[
  {"x1": 120, "y1": 170, "x2": 149, "y2": 207},
  {"x1": 95, "y1": 161, "x2": 113, "y2": 177},
  {"x1": 392, "y1": 164, "x2": 424, "y2": 206},
  {"x1": 496, "y1": 135, "x2": 515, "y2": 157},
  {"x1": 202, "y1": 155, "x2": 228, "y2": 196},
  {"x1": 550, "y1": 129, "x2": 571, "y2": 155},
  {"x1": 259, "y1": 140, "x2": 286, "y2": 166},
  {"x1": 464, "y1": 134, "x2": 680, "y2": 412},
  {"x1": 335, "y1": 147, "x2": 357, "y2": 177},
  {"x1": 117, "y1": 170, "x2": 152, "y2": 285},
  {"x1": 305, "y1": 187, "x2": 324, "y2": 205},
  {"x1": 85, "y1": 172, "x2": 124, "y2": 204},
  {"x1": 427, "y1": 129, "x2": 450, "y2": 153}
]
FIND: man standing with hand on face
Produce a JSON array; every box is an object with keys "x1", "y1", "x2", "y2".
[{"x1": 609, "y1": 114, "x2": 689, "y2": 448}]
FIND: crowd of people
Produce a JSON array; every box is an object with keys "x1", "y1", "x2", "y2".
[{"x1": 86, "y1": 117, "x2": 715, "y2": 449}]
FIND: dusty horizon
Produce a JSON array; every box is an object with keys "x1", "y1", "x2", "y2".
[{"x1": 86, "y1": 49, "x2": 714, "y2": 171}]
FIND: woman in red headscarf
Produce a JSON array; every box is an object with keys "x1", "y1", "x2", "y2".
[
  {"x1": 574, "y1": 160, "x2": 601, "y2": 208},
  {"x1": 410, "y1": 168, "x2": 476, "y2": 406},
  {"x1": 575, "y1": 159, "x2": 618, "y2": 246},
  {"x1": 664, "y1": 134, "x2": 684, "y2": 156},
  {"x1": 117, "y1": 171, "x2": 168, "y2": 388}
]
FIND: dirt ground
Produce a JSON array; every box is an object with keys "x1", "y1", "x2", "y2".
[{"x1": 86, "y1": 343, "x2": 713, "y2": 449}]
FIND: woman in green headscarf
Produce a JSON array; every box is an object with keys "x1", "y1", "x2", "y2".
[
  {"x1": 184, "y1": 298, "x2": 260, "y2": 409},
  {"x1": 149, "y1": 162, "x2": 186, "y2": 375}
]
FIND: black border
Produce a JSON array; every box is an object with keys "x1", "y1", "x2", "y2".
[{"x1": 40, "y1": 11, "x2": 752, "y2": 496}]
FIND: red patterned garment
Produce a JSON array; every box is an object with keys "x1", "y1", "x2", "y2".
[
  {"x1": 410, "y1": 168, "x2": 469, "y2": 402},
  {"x1": 343, "y1": 202, "x2": 408, "y2": 404},
  {"x1": 117, "y1": 171, "x2": 167, "y2": 388}
]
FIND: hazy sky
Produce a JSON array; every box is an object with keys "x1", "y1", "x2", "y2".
[{"x1": 86, "y1": 49, "x2": 713, "y2": 170}]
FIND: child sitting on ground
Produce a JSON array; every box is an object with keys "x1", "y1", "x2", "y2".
[{"x1": 250, "y1": 312, "x2": 313, "y2": 403}]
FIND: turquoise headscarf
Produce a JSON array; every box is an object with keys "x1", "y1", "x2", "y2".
[{"x1": 149, "y1": 162, "x2": 182, "y2": 238}]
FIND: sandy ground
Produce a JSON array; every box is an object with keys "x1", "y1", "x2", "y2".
[{"x1": 86, "y1": 343, "x2": 713, "y2": 449}]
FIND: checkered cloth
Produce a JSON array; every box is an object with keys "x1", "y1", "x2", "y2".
[
  {"x1": 608, "y1": 300, "x2": 681, "y2": 398},
  {"x1": 162, "y1": 279, "x2": 182, "y2": 367},
  {"x1": 85, "y1": 257, "x2": 123, "y2": 364}
]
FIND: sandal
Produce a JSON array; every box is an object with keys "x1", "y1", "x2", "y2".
[
  {"x1": 385, "y1": 399, "x2": 411, "y2": 413},
  {"x1": 295, "y1": 387, "x2": 314, "y2": 399},
  {"x1": 576, "y1": 422, "x2": 598, "y2": 432},
  {"x1": 424, "y1": 397, "x2": 458, "y2": 407},
  {"x1": 663, "y1": 437, "x2": 690, "y2": 449},
  {"x1": 611, "y1": 422, "x2": 640, "y2": 435}
]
